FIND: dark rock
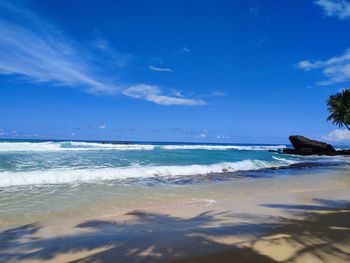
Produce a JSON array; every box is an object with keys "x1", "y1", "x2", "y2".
[
  {"x1": 280, "y1": 148, "x2": 295, "y2": 155},
  {"x1": 281, "y1": 135, "x2": 350, "y2": 156},
  {"x1": 297, "y1": 148, "x2": 314, "y2": 156},
  {"x1": 289, "y1": 135, "x2": 335, "y2": 153},
  {"x1": 325, "y1": 150, "x2": 350, "y2": 156}
]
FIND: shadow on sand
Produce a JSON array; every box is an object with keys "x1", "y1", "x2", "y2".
[{"x1": 0, "y1": 199, "x2": 349, "y2": 262}]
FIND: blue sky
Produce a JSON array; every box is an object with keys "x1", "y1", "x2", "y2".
[{"x1": 1, "y1": 0, "x2": 350, "y2": 144}]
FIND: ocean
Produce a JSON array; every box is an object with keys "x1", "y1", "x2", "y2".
[{"x1": 0, "y1": 139, "x2": 349, "y2": 227}]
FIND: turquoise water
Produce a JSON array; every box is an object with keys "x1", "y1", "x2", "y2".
[
  {"x1": 0, "y1": 140, "x2": 349, "y2": 187},
  {"x1": 0, "y1": 139, "x2": 349, "y2": 227}
]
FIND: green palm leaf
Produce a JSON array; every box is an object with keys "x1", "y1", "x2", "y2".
[{"x1": 327, "y1": 89, "x2": 350, "y2": 131}]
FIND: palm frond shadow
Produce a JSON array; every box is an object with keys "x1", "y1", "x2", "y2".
[{"x1": 0, "y1": 199, "x2": 349, "y2": 263}]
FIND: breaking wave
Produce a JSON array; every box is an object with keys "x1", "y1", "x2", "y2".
[
  {"x1": 0, "y1": 159, "x2": 295, "y2": 187},
  {"x1": 0, "y1": 142, "x2": 155, "y2": 152},
  {"x1": 0, "y1": 141, "x2": 286, "y2": 152},
  {"x1": 161, "y1": 145, "x2": 287, "y2": 151}
]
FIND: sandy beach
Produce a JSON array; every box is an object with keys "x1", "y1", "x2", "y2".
[
  {"x1": 1, "y1": 165, "x2": 349, "y2": 263},
  {"x1": 2, "y1": 0, "x2": 350, "y2": 262}
]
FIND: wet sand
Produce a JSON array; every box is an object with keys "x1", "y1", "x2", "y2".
[{"x1": 1, "y1": 167, "x2": 350, "y2": 262}]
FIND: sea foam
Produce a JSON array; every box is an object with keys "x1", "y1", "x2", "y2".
[
  {"x1": 161, "y1": 145, "x2": 287, "y2": 151},
  {"x1": 0, "y1": 141, "x2": 286, "y2": 152},
  {"x1": 0, "y1": 142, "x2": 155, "y2": 152},
  {"x1": 0, "y1": 159, "x2": 293, "y2": 187}
]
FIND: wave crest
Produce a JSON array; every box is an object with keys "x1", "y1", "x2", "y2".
[
  {"x1": 161, "y1": 145, "x2": 287, "y2": 151},
  {"x1": 0, "y1": 141, "x2": 286, "y2": 152},
  {"x1": 0, "y1": 142, "x2": 155, "y2": 152},
  {"x1": 0, "y1": 159, "x2": 293, "y2": 187}
]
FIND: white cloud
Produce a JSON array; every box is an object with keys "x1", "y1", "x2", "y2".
[
  {"x1": 297, "y1": 60, "x2": 317, "y2": 71},
  {"x1": 196, "y1": 133, "x2": 207, "y2": 138},
  {"x1": 91, "y1": 37, "x2": 130, "y2": 68},
  {"x1": 0, "y1": 2, "x2": 203, "y2": 106},
  {"x1": 148, "y1": 66, "x2": 172, "y2": 72},
  {"x1": 174, "y1": 46, "x2": 190, "y2": 55},
  {"x1": 151, "y1": 57, "x2": 163, "y2": 64},
  {"x1": 98, "y1": 124, "x2": 107, "y2": 129},
  {"x1": 172, "y1": 91, "x2": 184, "y2": 97},
  {"x1": 297, "y1": 48, "x2": 350, "y2": 85},
  {"x1": 314, "y1": 0, "x2": 350, "y2": 19},
  {"x1": 0, "y1": 3, "x2": 119, "y2": 94},
  {"x1": 322, "y1": 129, "x2": 350, "y2": 142},
  {"x1": 195, "y1": 130, "x2": 209, "y2": 139},
  {"x1": 123, "y1": 85, "x2": 204, "y2": 106},
  {"x1": 183, "y1": 47, "x2": 190, "y2": 53}
]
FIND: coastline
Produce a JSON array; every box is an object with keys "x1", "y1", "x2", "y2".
[
  {"x1": 1, "y1": 165, "x2": 350, "y2": 262},
  {"x1": 1, "y1": 1, "x2": 350, "y2": 262}
]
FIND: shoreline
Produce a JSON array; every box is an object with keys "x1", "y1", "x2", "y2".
[
  {"x1": 1, "y1": 166, "x2": 350, "y2": 262},
  {"x1": 1, "y1": 162, "x2": 349, "y2": 228}
]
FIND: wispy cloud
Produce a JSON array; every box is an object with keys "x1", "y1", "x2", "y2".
[
  {"x1": 182, "y1": 46, "x2": 190, "y2": 53},
  {"x1": 148, "y1": 66, "x2": 172, "y2": 72},
  {"x1": 98, "y1": 124, "x2": 107, "y2": 129},
  {"x1": 0, "y1": 2, "x2": 203, "y2": 106},
  {"x1": 123, "y1": 85, "x2": 205, "y2": 106},
  {"x1": 314, "y1": 0, "x2": 350, "y2": 19},
  {"x1": 174, "y1": 46, "x2": 190, "y2": 55},
  {"x1": 196, "y1": 133, "x2": 207, "y2": 138},
  {"x1": 151, "y1": 57, "x2": 163, "y2": 64},
  {"x1": 297, "y1": 48, "x2": 350, "y2": 85},
  {"x1": 195, "y1": 129, "x2": 208, "y2": 139},
  {"x1": 171, "y1": 91, "x2": 184, "y2": 97},
  {"x1": 91, "y1": 37, "x2": 130, "y2": 68},
  {"x1": 322, "y1": 129, "x2": 350, "y2": 142},
  {"x1": 0, "y1": 2, "x2": 117, "y2": 94}
]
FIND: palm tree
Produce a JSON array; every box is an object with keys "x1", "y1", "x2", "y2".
[{"x1": 327, "y1": 89, "x2": 350, "y2": 132}]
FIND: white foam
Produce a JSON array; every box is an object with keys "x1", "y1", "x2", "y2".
[
  {"x1": 272, "y1": 156, "x2": 298, "y2": 165},
  {"x1": 0, "y1": 142, "x2": 62, "y2": 152},
  {"x1": 0, "y1": 142, "x2": 155, "y2": 152},
  {"x1": 0, "y1": 159, "x2": 287, "y2": 187},
  {"x1": 67, "y1": 142, "x2": 155, "y2": 151},
  {"x1": 160, "y1": 145, "x2": 287, "y2": 151},
  {"x1": 0, "y1": 142, "x2": 286, "y2": 152}
]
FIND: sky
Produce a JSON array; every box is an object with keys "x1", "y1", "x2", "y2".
[{"x1": 1, "y1": 0, "x2": 350, "y2": 144}]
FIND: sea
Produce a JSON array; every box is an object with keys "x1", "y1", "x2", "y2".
[{"x1": 0, "y1": 139, "x2": 349, "y2": 227}]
